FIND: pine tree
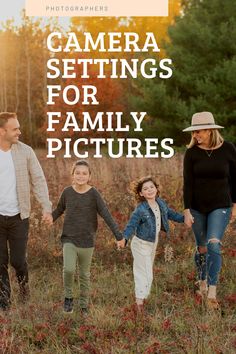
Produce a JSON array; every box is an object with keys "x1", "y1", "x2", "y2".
[{"x1": 133, "y1": 0, "x2": 236, "y2": 144}]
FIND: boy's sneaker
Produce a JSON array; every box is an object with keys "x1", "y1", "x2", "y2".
[{"x1": 63, "y1": 298, "x2": 73, "y2": 314}]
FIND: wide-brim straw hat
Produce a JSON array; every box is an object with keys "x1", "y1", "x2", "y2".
[{"x1": 183, "y1": 112, "x2": 224, "y2": 132}]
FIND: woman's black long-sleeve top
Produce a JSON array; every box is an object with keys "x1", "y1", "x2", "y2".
[{"x1": 183, "y1": 141, "x2": 236, "y2": 213}]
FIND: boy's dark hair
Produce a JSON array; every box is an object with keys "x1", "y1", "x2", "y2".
[
  {"x1": 132, "y1": 176, "x2": 160, "y2": 203},
  {"x1": 0, "y1": 112, "x2": 17, "y2": 127},
  {"x1": 71, "y1": 160, "x2": 91, "y2": 175}
]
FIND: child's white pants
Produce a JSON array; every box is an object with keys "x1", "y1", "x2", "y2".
[{"x1": 131, "y1": 235, "x2": 158, "y2": 300}]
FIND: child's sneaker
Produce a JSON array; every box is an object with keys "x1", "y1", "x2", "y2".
[{"x1": 63, "y1": 298, "x2": 73, "y2": 314}]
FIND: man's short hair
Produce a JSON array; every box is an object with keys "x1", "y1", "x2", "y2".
[{"x1": 0, "y1": 112, "x2": 17, "y2": 128}]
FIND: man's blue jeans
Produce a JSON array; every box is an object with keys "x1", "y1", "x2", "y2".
[{"x1": 191, "y1": 208, "x2": 231, "y2": 286}]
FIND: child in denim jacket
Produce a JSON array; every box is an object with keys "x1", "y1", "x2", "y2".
[{"x1": 121, "y1": 176, "x2": 184, "y2": 310}]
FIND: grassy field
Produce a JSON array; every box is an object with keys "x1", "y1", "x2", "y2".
[{"x1": 1, "y1": 154, "x2": 236, "y2": 353}]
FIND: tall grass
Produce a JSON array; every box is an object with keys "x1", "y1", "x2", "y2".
[{"x1": 0, "y1": 153, "x2": 235, "y2": 353}]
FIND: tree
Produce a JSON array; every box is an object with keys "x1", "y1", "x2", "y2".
[
  {"x1": 46, "y1": 63, "x2": 125, "y2": 140},
  {"x1": 0, "y1": 21, "x2": 19, "y2": 113},
  {"x1": 70, "y1": 0, "x2": 181, "y2": 58},
  {"x1": 132, "y1": 0, "x2": 236, "y2": 144},
  {"x1": 68, "y1": 2, "x2": 182, "y2": 143},
  {"x1": 0, "y1": 15, "x2": 63, "y2": 146},
  {"x1": 0, "y1": 2, "x2": 182, "y2": 147}
]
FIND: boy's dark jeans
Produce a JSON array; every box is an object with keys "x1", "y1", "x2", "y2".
[{"x1": 0, "y1": 214, "x2": 29, "y2": 306}]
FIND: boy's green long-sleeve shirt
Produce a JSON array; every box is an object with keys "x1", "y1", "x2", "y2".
[{"x1": 52, "y1": 186, "x2": 122, "y2": 247}]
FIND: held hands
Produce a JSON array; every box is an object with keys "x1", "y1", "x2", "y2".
[
  {"x1": 117, "y1": 238, "x2": 126, "y2": 250},
  {"x1": 184, "y1": 209, "x2": 194, "y2": 228},
  {"x1": 42, "y1": 212, "x2": 53, "y2": 226},
  {"x1": 230, "y1": 203, "x2": 236, "y2": 222}
]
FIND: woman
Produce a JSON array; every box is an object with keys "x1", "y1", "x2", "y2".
[{"x1": 183, "y1": 112, "x2": 236, "y2": 309}]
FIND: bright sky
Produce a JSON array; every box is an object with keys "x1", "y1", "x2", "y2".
[
  {"x1": 0, "y1": 0, "x2": 69, "y2": 29},
  {"x1": 0, "y1": 0, "x2": 25, "y2": 25}
]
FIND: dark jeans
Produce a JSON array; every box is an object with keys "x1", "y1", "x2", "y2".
[{"x1": 0, "y1": 214, "x2": 29, "y2": 305}]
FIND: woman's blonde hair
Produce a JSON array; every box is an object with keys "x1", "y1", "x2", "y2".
[{"x1": 187, "y1": 129, "x2": 224, "y2": 149}]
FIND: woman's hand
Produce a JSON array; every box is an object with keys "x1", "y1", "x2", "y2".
[
  {"x1": 230, "y1": 203, "x2": 236, "y2": 222},
  {"x1": 184, "y1": 209, "x2": 194, "y2": 228}
]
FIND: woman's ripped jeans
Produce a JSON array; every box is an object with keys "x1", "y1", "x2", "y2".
[{"x1": 191, "y1": 208, "x2": 231, "y2": 286}]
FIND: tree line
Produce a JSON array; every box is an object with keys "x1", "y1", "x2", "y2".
[{"x1": 0, "y1": 0, "x2": 235, "y2": 147}]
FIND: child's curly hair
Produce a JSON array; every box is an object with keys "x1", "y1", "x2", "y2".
[{"x1": 131, "y1": 176, "x2": 160, "y2": 203}]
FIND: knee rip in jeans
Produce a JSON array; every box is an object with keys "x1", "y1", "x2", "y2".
[
  {"x1": 207, "y1": 238, "x2": 222, "y2": 254},
  {"x1": 208, "y1": 237, "x2": 222, "y2": 245}
]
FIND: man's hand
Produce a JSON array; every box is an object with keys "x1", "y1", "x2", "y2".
[{"x1": 42, "y1": 212, "x2": 53, "y2": 226}]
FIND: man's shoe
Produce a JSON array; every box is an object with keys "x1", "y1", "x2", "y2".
[
  {"x1": 63, "y1": 298, "x2": 73, "y2": 314},
  {"x1": 0, "y1": 300, "x2": 10, "y2": 312}
]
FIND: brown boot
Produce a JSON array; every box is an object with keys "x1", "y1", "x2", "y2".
[{"x1": 206, "y1": 298, "x2": 220, "y2": 310}]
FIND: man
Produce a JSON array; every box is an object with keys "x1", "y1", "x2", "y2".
[{"x1": 0, "y1": 112, "x2": 52, "y2": 311}]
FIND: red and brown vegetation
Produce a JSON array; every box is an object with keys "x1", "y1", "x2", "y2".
[{"x1": 1, "y1": 154, "x2": 235, "y2": 353}]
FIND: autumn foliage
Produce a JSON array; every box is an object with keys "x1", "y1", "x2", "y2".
[{"x1": 1, "y1": 154, "x2": 235, "y2": 353}]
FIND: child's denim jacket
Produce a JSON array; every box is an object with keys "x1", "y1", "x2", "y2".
[{"x1": 123, "y1": 197, "x2": 184, "y2": 242}]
